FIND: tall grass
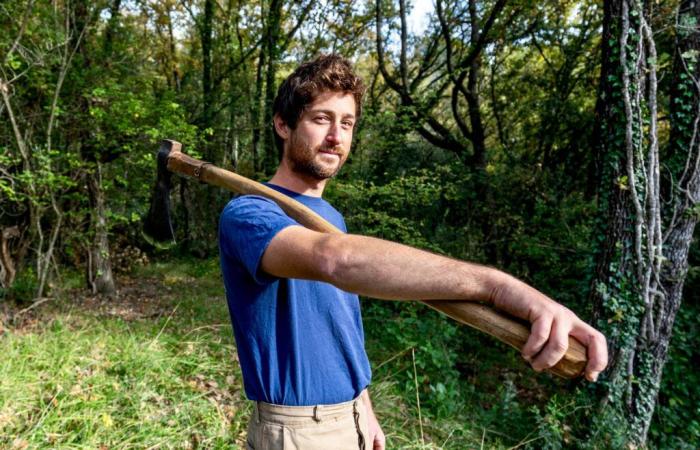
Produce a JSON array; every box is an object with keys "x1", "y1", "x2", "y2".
[{"x1": 1, "y1": 258, "x2": 546, "y2": 449}]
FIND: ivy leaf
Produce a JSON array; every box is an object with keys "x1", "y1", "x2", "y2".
[
  {"x1": 617, "y1": 175, "x2": 629, "y2": 191},
  {"x1": 681, "y1": 50, "x2": 699, "y2": 62}
]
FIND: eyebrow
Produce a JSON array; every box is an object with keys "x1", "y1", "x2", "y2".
[{"x1": 307, "y1": 109, "x2": 355, "y2": 120}]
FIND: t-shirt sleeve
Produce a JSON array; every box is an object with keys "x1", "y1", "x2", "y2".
[{"x1": 219, "y1": 195, "x2": 299, "y2": 284}]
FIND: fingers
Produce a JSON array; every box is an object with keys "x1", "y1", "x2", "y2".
[
  {"x1": 570, "y1": 323, "x2": 609, "y2": 382},
  {"x1": 522, "y1": 313, "x2": 553, "y2": 364},
  {"x1": 522, "y1": 311, "x2": 609, "y2": 381},
  {"x1": 374, "y1": 432, "x2": 386, "y2": 450},
  {"x1": 530, "y1": 317, "x2": 571, "y2": 371}
]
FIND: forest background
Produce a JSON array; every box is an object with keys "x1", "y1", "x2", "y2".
[{"x1": 1, "y1": 0, "x2": 699, "y2": 448}]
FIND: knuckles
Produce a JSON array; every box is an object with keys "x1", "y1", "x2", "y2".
[{"x1": 550, "y1": 340, "x2": 569, "y2": 354}]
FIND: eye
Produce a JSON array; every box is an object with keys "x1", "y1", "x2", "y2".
[
  {"x1": 314, "y1": 115, "x2": 330, "y2": 123},
  {"x1": 341, "y1": 120, "x2": 355, "y2": 129}
]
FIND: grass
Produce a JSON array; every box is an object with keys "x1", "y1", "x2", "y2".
[
  {"x1": 1, "y1": 259, "x2": 248, "y2": 449},
  {"x1": 0, "y1": 258, "x2": 551, "y2": 449}
]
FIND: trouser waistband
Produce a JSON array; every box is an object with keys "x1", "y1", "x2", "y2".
[{"x1": 254, "y1": 392, "x2": 363, "y2": 424}]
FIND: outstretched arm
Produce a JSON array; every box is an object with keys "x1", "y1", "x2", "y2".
[{"x1": 261, "y1": 226, "x2": 608, "y2": 381}]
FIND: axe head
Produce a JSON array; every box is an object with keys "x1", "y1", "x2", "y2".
[{"x1": 143, "y1": 140, "x2": 180, "y2": 243}]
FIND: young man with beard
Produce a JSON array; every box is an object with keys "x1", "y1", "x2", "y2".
[{"x1": 219, "y1": 54, "x2": 608, "y2": 450}]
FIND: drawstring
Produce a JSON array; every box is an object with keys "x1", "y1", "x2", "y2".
[{"x1": 353, "y1": 400, "x2": 366, "y2": 450}]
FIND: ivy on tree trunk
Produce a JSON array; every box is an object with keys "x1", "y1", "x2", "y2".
[{"x1": 589, "y1": 0, "x2": 700, "y2": 445}]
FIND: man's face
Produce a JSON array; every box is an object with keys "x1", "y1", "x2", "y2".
[{"x1": 282, "y1": 91, "x2": 356, "y2": 180}]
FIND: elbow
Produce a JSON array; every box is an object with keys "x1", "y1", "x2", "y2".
[{"x1": 314, "y1": 234, "x2": 354, "y2": 285}]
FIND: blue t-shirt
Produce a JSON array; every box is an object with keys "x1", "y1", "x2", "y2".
[{"x1": 218, "y1": 183, "x2": 372, "y2": 406}]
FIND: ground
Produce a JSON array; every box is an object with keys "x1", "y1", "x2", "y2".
[
  {"x1": 0, "y1": 258, "x2": 561, "y2": 449},
  {"x1": 1, "y1": 259, "x2": 250, "y2": 449}
]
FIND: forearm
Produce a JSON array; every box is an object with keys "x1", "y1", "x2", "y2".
[
  {"x1": 323, "y1": 233, "x2": 506, "y2": 303},
  {"x1": 261, "y1": 225, "x2": 608, "y2": 379}
]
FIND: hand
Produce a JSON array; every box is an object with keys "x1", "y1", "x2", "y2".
[
  {"x1": 361, "y1": 390, "x2": 386, "y2": 450},
  {"x1": 492, "y1": 274, "x2": 608, "y2": 381},
  {"x1": 366, "y1": 410, "x2": 386, "y2": 450}
]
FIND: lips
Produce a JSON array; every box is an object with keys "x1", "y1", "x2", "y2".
[{"x1": 318, "y1": 148, "x2": 342, "y2": 157}]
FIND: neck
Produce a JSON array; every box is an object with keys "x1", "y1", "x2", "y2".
[{"x1": 269, "y1": 159, "x2": 328, "y2": 197}]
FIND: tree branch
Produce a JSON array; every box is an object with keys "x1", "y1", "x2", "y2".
[
  {"x1": 280, "y1": 0, "x2": 315, "y2": 52},
  {"x1": 375, "y1": 0, "x2": 405, "y2": 95},
  {"x1": 2, "y1": 0, "x2": 35, "y2": 66},
  {"x1": 398, "y1": 0, "x2": 409, "y2": 88}
]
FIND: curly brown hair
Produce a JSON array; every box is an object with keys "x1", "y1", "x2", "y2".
[{"x1": 272, "y1": 54, "x2": 365, "y2": 155}]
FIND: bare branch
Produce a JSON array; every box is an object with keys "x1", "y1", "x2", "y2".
[
  {"x1": 279, "y1": 0, "x2": 315, "y2": 52},
  {"x1": 436, "y1": 0, "x2": 470, "y2": 141},
  {"x1": 376, "y1": 0, "x2": 465, "y2": 156},
  {"x1": 2, "y1": 0, "x2": 35, "y2": 66},
  {"x1": 0, "y1": 77, "x2": 30, "y2": 169},
  {"x1": 47, "y1": 12, "x2": 89, "y2": 152},
  {"x1": 375, "y1": 0, "x2": 405, "y2": 95},
  {"x1": 456, "y1": 0, "x2": 507, "y2": 73},
  {"x1": 398, "y1": 0, "x2": 409, "y2": 88}
]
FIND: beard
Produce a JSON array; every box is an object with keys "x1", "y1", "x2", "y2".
[{"x1": 286, "y1": 132, "x2": 346, "y2": 180}]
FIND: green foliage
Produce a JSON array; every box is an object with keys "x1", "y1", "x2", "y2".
[
  {"x1": 363, "y1": 300, "x2": 462, "y2": 420},
  {"x1": 531, "y1": 395, "x2": 571, "y2": 450},
  {"x1": 649, "y1": 258, "x2": 700, "y2": 449},
  {"x1": 1, "y1": 267, "x2": 38, "y2": 303},
  {"x1": 0, "y1": 262, "x2": 247, "y2": 448},
  {"x1": 328, "y1": 166, "x2": 460, "y2": 254},
  {"x1": 1, "y1": 0, "x2": 698, "y2": 447}
]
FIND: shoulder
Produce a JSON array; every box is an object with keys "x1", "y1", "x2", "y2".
[
  {"x1": 218, "y1": 195, "x2": 299, "y2": 260},
  {"x1": 317, "y1": 200, "x2": 347, "y2": 232},
  {"x1": 220, "y1": 195, "x2": 286, "y2": 222},
  {"x1": 219, "y1": 195, "x2": 299, "y2": 236},
  {"x1": 223, "y1": 194, "x2": 282, "y2": 213}
]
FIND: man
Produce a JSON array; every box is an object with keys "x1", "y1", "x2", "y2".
[{"x1": 219, "y1": 54, "x2": 608, "y2": 450}]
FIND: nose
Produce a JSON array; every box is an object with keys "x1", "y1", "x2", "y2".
[{"x1": 325, "y1": 123, "x2": 341, "y2": 146}]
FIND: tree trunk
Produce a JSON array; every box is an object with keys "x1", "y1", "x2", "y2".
[
  {"x1": 251, "y1": 47, "x2": 265, "y2": 173},
  {"x1": 263, "y1": 0, "x2": 283, "y2": 173},
  {"x1": 71, "y1": 0, "x2": 117, "y2": 296},
  {"x1": 0, "y1": 227, "x2": 20, "y2": 289},
  {"x1": 179, "y1": 179, "x2": 190, "y2": 251},
  {"x1": 466, "y1": 0, "x2": 487, "y2": 170},
  {"x1": 87, "y1": 163, "x2": 116, "y2": 296},
  {"x1": 102, "y1": 0, "x2": 121, "y2": 58},
  {"x1": 588, "y1": 0, "x2": 700, "y2": 445},
  {"x1": 201, "y1": 0, "x2": 214, "y2": 137},
  {"x1": 167, "y1": 5, "x2": 181, "y2": 92},
  {"x1": 464, "y1": 0, "x2": 497, "y2": 263}
]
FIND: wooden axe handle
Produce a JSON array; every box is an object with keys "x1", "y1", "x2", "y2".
[{"x1": 164, "y1": 140, "x2": 587, "y2": 379}]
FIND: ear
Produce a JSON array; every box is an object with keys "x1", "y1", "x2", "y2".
[{"x1": 273, "y1": 114, "x2": 290, "y2": 140}]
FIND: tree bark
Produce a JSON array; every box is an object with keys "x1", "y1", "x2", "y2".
[
  {"x1": 73, "y1": 0, "x2": 116, "y2": 296},
  {"x1": 87, "y1": 163, "x2": 116, "y2": 296},
  {"x1": 262, "y1": 0, "x2": 283, "y2": 173},
  {"x1": 201, "y1": 0, "x2": 214, "y2": 140},
  {"x1": 251, "y1": 46, "x2": 265, "y2": 173},
  {"x1": 466, "y1": 0, "x2": 487, "y2": 169},
  {"x1": 588, "y1": 0, "x2": 700, "y2": 445},
  {"x1": 0, "y1": 227, "x2": 20, "y2": 289}
]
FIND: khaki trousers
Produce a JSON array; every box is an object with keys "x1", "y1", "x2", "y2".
[{"x1": 245, "y1": 393, "x2": 370, "y2": 450}]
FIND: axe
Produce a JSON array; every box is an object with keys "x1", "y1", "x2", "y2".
[{"x1": 144, "y1": 139, "x2": 587, "y2": 379}]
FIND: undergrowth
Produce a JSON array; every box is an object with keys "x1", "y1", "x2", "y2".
[{"x1": 3, "y1": 256, "x2": 689, "y2": 449}]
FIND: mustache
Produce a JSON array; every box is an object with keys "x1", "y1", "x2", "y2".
[{"x1": 318, "y1": 145, "x2": 343, "y2": 154}]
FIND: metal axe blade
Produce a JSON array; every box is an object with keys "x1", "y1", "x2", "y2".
[{"x1": 143, "y1": 140, "x2": 178, "y2": 243}]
